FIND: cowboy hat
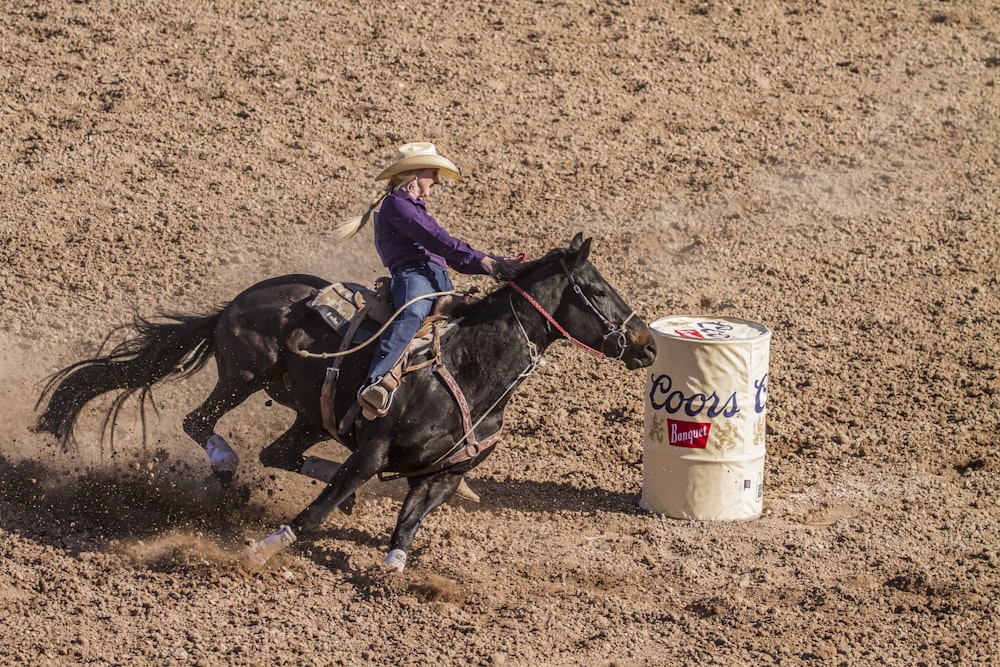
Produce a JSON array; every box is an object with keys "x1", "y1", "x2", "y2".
[{"x1": 375, "y1": 142, "x2": 461, "y2": 181}]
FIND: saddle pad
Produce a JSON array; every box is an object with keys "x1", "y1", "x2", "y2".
[{"x1": 308, "y1": 281, "x2": 387, "y2": 336}]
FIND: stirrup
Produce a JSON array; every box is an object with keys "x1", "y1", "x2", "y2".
[{"x1": 359, "y1": 382, "x2": 392, "y2": 420}]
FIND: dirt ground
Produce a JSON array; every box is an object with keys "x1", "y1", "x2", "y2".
[{"x1": 2, "y1": 0, "x2": 998, "y2": 665}]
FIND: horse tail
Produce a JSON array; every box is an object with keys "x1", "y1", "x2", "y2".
[{"x1": 34, "y1": 311, "x2": 222, "y2": 447}]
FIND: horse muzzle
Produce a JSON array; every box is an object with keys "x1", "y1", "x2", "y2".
[{"x1": 623, "y1": 329, "x2": 657, "y2": 370}]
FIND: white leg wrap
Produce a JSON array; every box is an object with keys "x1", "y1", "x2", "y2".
[
  {"x1": 241, "y1": 525, "x2": 296, "y2": 569},
  {"x1": 205, "y1": 434, "x2": 239, "y2": 476},
  {"x1": 384, "y1": 549, "x2": 407, "y2": 572},
  {"x1": 300, "y1": 456, "x2": 341, "y2": 483}
]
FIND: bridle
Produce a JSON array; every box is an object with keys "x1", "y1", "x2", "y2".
[{"x1": 507, "y1": 258, "x2": 636, "y2": 361}]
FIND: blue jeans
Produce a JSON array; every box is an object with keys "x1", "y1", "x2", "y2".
[{"x1": 366, "y1": 261, "x2": 453, "y2": 384}]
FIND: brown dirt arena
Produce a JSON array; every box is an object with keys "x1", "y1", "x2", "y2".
[{"x1": 1, "y1": 1, "x2": 998, "y2": 664}]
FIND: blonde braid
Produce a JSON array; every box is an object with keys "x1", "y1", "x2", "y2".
[{"x1": 334, "y1": 174, "x2": 417, "y2": 241}]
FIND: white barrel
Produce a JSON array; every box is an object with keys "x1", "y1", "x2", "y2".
[{"x1": 641, "y1": 316, "x2": 770, "y2": 520}]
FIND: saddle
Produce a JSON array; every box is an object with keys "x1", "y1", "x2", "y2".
[
  {"x1": 308, "y1": 280, "x2": 477, "y2": 433},
  {"x1": 309, "y1": 279, "x2": 474, "y2": 336}
]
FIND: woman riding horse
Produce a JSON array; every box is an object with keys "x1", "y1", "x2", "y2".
[
  {"x1": 335, "y1": 142, "x2": 513, "y2": 419},
  {"x1": 35, "y1": 233, "x2": 657, "y2": 572}
]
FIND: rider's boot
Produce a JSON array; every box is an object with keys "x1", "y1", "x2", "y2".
[
  {"x1": 454, "y1": 477, "x2": 480, "y2": 503},
  {"x1": 359, "y1": 372, "x2": 399, "y2": 420}
]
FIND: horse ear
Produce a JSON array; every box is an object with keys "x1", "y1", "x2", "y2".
[
  {"x1": 569, "y1": 232, "x2": 585, "y2": 250},
  {"x1": 568, "y1": 236, "x2": 592, "y2": 266}
]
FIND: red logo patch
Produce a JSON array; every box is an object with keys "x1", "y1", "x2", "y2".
[
  {"x1": 668, "y1": 419, "x2": 711, "y2": 449},
  {"x1": 673, "y1": 328, "x2": 705, "y2": 339}
]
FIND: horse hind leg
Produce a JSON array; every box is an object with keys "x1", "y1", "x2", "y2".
[
  {"x1": 183, "y1": 378, "x2": 260, "y2": 486},
  {"x1": 259, "y1": 416, "x2": 357, "y2": 515},
  {"x1": 259, "y1": 414, "x2": 325, "y2": 472}
]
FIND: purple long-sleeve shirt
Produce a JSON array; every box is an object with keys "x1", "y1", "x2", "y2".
[{"x1": 373, "y1": 189, "x2": 489, "y2": 275}]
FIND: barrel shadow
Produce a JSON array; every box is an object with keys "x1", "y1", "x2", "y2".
[{"x1": 462, "y1": 476, "x2": 645, "y2": 516}]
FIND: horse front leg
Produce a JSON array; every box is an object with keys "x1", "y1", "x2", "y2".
[
  {"x1": 291, "y1": 443, "x2": 387, "y2": 533},
  {"x1": 384, "y1": 473, "x2": 463, "y2": 572},
  {"x1": 243, "y1": 446, "x2": 386, "y2": 568},
  {"x1": 258, "y1": 415, "x2": 356, "y2": 515}
]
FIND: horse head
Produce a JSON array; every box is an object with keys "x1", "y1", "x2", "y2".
[{"x1": 504, "y1": 233, "x2": 657, "y2": 370}]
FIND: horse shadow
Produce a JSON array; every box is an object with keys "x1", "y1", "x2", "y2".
[
  {"x1": 295, "y1": 478, "x2": 647, "y2": 591},
  {"x1": 0, "y1": 451, "x2": 273, "y2": 554},
  {"x1": 0, "y1": 450, "x2": 647, "y2": 572}
]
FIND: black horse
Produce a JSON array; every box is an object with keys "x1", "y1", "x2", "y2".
[{"x1": 35, "y1": 234, "x2": 656, "y2": 570}]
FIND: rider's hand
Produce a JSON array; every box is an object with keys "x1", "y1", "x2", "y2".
[
  {"x1": 481, "y1": 256, "x2": 498, "y2": 279},
  {"x1": 483, "y1": 256, "x2": 523, "y2": 282}
]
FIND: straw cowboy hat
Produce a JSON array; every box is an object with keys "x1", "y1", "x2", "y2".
[{"x1": 375, "y1": 142, "x2": 461, "y2": 181}]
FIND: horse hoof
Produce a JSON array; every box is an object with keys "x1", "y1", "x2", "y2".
[
  {"x1": 214, "y1": 470, "x2": 235, "y2": 489},
  {"x1": 384, "y1": 549, "x2": 407, "y2": 572},
  {"x1": 339, "y1": 492, "x2": 356, "y2": 516},
  {"x1": 206, "y1": 434, "x2": 239, "y2": 480}
]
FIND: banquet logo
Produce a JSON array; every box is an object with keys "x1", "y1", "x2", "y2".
[{"x1": 669, "y1": 419, "x2": 710, "y2": 449}]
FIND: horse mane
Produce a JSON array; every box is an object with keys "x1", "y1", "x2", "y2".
[
  {"x1": 442, "y1": 247, "x2": 571, "y2": 323},
  {"x1": 495, "y1": 246, "x2": 569, "y2": 283}
]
